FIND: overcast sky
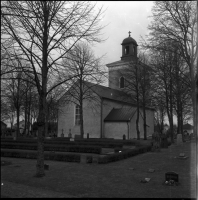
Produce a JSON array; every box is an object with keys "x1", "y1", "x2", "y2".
[{"x1": 92, "y1": 1, "x2": 154, "y2": 65}]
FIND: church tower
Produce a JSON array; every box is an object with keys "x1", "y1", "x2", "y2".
[
  {"x1": 121, "y1": 31, "x2": 138, "y2": 61},
  {"x1": 106, "y1": 32, "x2": 138, "y2": 90}
]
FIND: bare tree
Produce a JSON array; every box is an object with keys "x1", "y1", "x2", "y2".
[
  {"x1": 124, "y1": 60, "x2": 141, "y2": 140},
  {"x1": 62, "y1": 42, "x2": 106, "y2": 138},
  {"x1": 1, "y1": 1, "x2": 105, "y2": 177},
  {"x1": 142, "y1": 1, "x2": 197, "y2": 138}
]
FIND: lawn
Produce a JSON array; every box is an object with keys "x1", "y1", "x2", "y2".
[{"x1": 1, "y1": 140, "x2": 196, "y2": 198}]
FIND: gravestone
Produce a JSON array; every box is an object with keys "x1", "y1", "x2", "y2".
[
  {"x1": 148, "y1": 168, "x2": 155, "y2": 173},
  {"x1": 179, "y1": 153, "x2": 185, "y2": 157},
  {"x1": 178, "y1": 153, "x2": 188, "y2": 159},
  {"x1": 165, "y1": 172, "x2": 179, "y2": 182},
  {"x1": 123, "y1": 134, "x2": 126, "y2": 140},
  {"x1": 176, "y1": 134, "x2": 183, "y2": 144}
]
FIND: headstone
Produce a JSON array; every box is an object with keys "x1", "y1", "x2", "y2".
[
  {"x1": 176, "y1": 134, "x2": 183, "y2": 144},
  {"x1": 179, "y1": 153, "x2": 185, "y2": 157},
  {"x1": 148, "y1": 168, "x2": 155, "y2": 173},
  {"x1": 141, "y1": 178, "x2": 151, "y2": 183},
  {"x1": 178, "y1": 153, "x2": 188, "y2": 159},
  {"x1": 165, "y1": 172, "x2": 179, "y2": 182},
  {"x1": 123, "y1": 134, "x2": 126, "y2": 140}
]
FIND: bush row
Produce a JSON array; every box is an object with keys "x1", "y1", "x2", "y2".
[
  {"x1": 98, "y1": 144, "x2": 152, "y2": 164},
  {"x1": 1, "y1": 140, "x2": 123, "y2": 148},
  {"x1": 1, "y1": 150, "x2": 80, "y2": 162},
  {"x1": 1, "y1": 144, "x2": 152, "y2": 164},
  {"x1": 1, "y1": 143, "x2": 101, "y2": 154}
]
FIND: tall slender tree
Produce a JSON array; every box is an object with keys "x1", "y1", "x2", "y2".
[
  {"x1": 62, "y1": 42, "x2": 106, "y2": 138},
  {"x1": 142, "y1": 1, "x2": 197, "y2": 137},
  {"x1": 1, "y1": 1, "x2": 105, "y2": 177}
]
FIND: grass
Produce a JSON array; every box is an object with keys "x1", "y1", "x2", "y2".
[{"x1": 1, "y1": 140, "x2": 196, "y2": 198}]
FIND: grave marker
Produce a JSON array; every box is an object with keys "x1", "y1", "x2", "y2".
[
  {"x1": 165, "y1": 172, "x2": 179, "y2": 182},
  {"x1": 148, "y1": 168, "x2": 155, "y2": 173}
]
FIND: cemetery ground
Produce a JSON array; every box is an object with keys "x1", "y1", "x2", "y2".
[{"x1": 1, "y1": 140, "x2": 196, "y2": 198}]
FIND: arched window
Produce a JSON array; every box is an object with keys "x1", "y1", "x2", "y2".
[{"x1": 120, "y1": 76, "x2": 125, "y2": 88}]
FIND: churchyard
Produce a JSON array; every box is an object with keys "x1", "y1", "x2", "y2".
[{"x1": 1, "y1": 137, "x2": 196, "y2": 198}]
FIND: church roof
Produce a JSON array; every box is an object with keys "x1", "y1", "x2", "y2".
[
  {"x1": 59, "y1": 80, "x2": 155, "y2": 111},
  {"x1": 121, "y1": 36, "x2": 137, "y2": 46},
  {"x1": 106, "y1": 60, "x2": 129, "y2": 67},
  {"x1": 83, "y1": 81, "x2": 135, "y2": 104},
  {"x1": 104, "y1": 108, "x2": 136, "y2": 122}
]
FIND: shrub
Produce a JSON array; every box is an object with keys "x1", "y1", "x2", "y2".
[{"x1": 98, "y1": 143, "x2": 152, "y2": 164}]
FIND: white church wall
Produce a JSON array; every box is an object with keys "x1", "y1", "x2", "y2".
[
  {"x1": 58, "y1": 99, "x2": 101, "y2": 138},
  {"x1": 104, "y1": 122, "x2": 128, "y2": 139}
]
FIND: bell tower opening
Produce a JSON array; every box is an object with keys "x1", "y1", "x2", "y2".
[{"x1": 125, "y1": 46, "x2": 129, "y2": 55}]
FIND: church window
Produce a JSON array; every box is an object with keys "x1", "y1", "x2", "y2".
[
  {"x1": 133, "y1": 46, "x2": 136, "y2": 54},
  {"x1": 75, "y1": 104, "x2": 80, "y2": 125},
  {"x1": 125, "y1": 46, "x2": 129, "y2": 55},
  {"x1": 120, "y1": 76, "x2": 125, "y2": 88}
]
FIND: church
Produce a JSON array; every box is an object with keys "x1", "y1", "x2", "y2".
[{"x1": 57, "y1": 33, "x2": 154, "y2": 139}]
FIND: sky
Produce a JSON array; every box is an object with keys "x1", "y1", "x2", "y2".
[{"x1": 92, "y1": 1, "x2": 154, "y2": 65}]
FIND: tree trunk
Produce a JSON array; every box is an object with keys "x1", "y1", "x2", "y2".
[
  {"x1": 143, "y1": 102, "x2": 147, "y2": 140},
  {"x1": 36, "y1": 2, "x2": 49, "y2": 177},
  {"x1": 45, "y1": 105, "x2": 49, "y2": 137},
  {"x1": 136, "y1": 105, "x2": 140, "y2": 140},
  {"x1": 36, "y1": 95, "x2": 45, "y2": 177},
  {"x1": 80, "y1": 101, "x2": 84, "y2": 139},
  {"x1": 16, "y1": 106, "x2": 20, "y2": 138}
]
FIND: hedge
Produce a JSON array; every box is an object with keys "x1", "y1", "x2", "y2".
[
  {"x1": 1, "y1": 144, "x2": 152, "y2": 164},
  {"x1": 1, "y1": 143, "x2": 102, "y2": 154},
  {"x1": 1, "y1": 149, "x2": 80, "y2": 162},
  {"x1": 98, "y1": 144, "x2": 152, "y2": 164},
  {"x1": 1, "y1": 140, "x2": 123, "y2": 148}
]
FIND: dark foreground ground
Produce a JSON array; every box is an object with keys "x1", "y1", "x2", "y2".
[{"x1": 1, "y1": 140, "x2": 197, "y2": 198}]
